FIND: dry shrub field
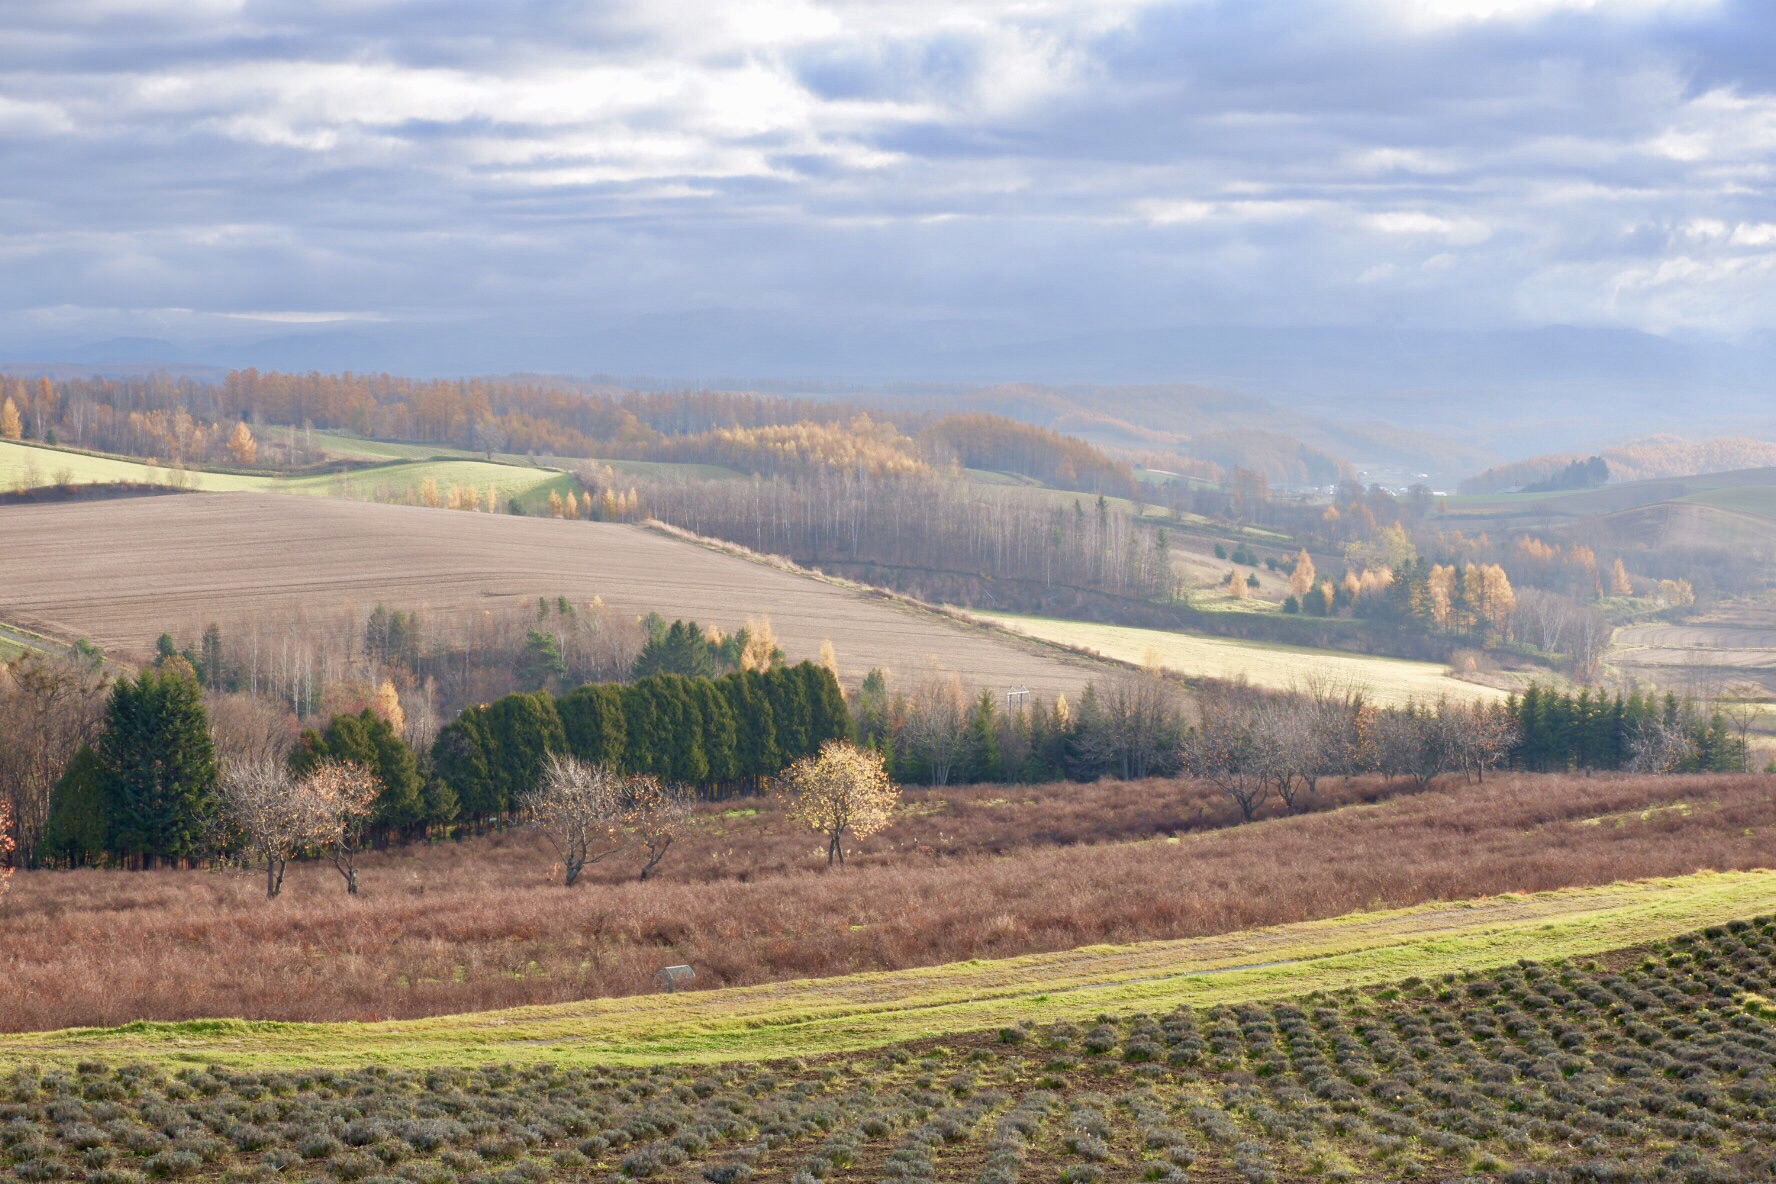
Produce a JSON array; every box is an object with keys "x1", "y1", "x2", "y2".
[
  {"x1": 0, "y1": 492, "x2": 1099, "y2": 692},
  {"x1": 1, "y1": 771, "x2": 1770, "y2": 1033}
]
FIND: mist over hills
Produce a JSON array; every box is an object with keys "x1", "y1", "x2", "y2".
[{"x1": 7, "y1": 319, "x2": 1774, "y2": 487}]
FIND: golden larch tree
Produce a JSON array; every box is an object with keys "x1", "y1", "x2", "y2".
[
  {"x1": 781, "y1": 740, "x2": 899, "y2": 865},
  {"x1": 1287, "y1": 548, "x2": 1317, "y2": 598},
  {"x1": 373, "y1": 679, "x2": 406, "y2": 734},
  {"x1": 0, "y1": 397, "x2": 20, "y2": 441},
  {"x1": 741, "y1": 616, "x2": 780, "y2": 671},
  {"x1": 226, "y1": 422, "x2": 258, "y2": 465}
]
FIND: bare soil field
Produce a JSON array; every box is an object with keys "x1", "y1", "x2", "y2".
[
  {"x1": 0, "y1": 770, "x2": 1768, "y2": 1032},
  {"x1": 1611, "y1": 604, "x2": 1776, "y2": 693},
  {"x1": 0, "y1": 492, "x2": 1102, "y2": 692}
]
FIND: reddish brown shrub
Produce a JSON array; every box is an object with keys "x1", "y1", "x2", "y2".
[{"x1": 0, "y1": 772, "x2": 1766, "y2": 1032}]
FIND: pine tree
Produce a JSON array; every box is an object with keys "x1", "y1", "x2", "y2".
[{"x1": 98, "y1": 667, "x2": 219, "y2": 864}]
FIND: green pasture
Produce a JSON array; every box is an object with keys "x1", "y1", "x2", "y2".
[
  {"x1": 3, "y1": 869, "x2": 1773, "y2": 1071},
  {"x1": 0, "y1": 440, "x2": 576, "y2": 510},
  {"x1": 0, "y1": 440, "x2": 272, "y2": 491}
]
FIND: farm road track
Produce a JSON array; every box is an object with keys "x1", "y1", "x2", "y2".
[
  {"x1": 0, "y1": 492, "x2": 1104, "y2": 695},
  {"x1": 7, "y1": 869, "x2": 1775, "y2": 1070}
]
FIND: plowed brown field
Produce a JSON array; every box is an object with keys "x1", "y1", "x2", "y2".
[{"x1": 0, "y1": 492, "x2": 1102, "y2": 693}]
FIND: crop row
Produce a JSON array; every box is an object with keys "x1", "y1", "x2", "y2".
[{"x1": 9, "y1": 918, "x2": 1776, "y2": 1182}]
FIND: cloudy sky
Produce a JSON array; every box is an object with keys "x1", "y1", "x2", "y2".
[{"x1": 4, "y1": 0, "x2": 1775, "y2": 378}]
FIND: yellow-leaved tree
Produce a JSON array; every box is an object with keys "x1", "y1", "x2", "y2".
[
  {"x1": 1287, "y1": 548, "x2": 1316, "y2": 599},
  {"x1": 226, "y1": 421, "x2": 258, "y2": 465},
  {"x1": 780, "y1": 740, "x2": 898, "y2": 866},
  {"x1": 0, "y1": 797, "x2": 14, "y2": 907},
  {"x1": 0, "y1": 397, "x2": 20, "y2": 441}
]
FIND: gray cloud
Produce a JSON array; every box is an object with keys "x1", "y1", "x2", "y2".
[{"x1": 1, "y1": 0, "x2": 1774, "y2": 377}]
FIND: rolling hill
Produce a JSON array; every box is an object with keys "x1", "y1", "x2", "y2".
[{"x1": 0, "y1": 492, "x2": 1103, "y2": 694}]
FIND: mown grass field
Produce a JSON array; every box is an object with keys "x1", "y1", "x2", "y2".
[
  {"x1": 0, "y1": 438, "x2": 574, "y2": 509},
  {"x1": 2, "y1": 869, "x2": 1773, "y2": 1071},
  {"x1": 971, "y1": 612, "x2": 1505, "y2": 706},
  {"x1": 0, "y1": 439, "x2": 270, "y2": 491}
]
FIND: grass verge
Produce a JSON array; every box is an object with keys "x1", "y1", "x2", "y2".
[{"x1": 5, "y1": 867, "x2": 1774, "y2": 1071}]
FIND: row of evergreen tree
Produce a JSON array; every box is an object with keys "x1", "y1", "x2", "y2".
[
  {"x1": 38, "y1": 661, "x2": 849, "y2": 867},
  {"x1": 430, "y1": 663, "x2": 849, "y2": 818},
  {"x1": 1507, "y1": 686, "x2": 1742, "y2": 773}
]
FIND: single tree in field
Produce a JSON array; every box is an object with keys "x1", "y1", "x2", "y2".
[
  {"x1": 226, "y1": 421, "x2": 258, "y2": 465},
  {"x1": 780, "y1": 740, "x2": 899, "y2": 866},
  {"x1": 218, "y1": 758, "x2": 326, "y2": 898},
  {"x1": 628, "y1": 775, "x2": 691, "y2": 880},
  {"x1": 303, "y1": 760, "x2": 380, "y2": 894},
  {"x1": 522, "y1": 754, "x2": 634, "y2": 886}
]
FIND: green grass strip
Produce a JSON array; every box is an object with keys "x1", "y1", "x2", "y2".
[{"x1": 6, "y1": 868, "x2": 1775, "y2": 1070}]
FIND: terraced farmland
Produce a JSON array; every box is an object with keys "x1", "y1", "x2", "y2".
[{"x1": 0, "y1": 492, "x2": 1101, "y2": 692}]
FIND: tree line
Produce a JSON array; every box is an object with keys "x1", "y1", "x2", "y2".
[{"x1": 32, "y1": 656, "x2": 849, "y2": 869}]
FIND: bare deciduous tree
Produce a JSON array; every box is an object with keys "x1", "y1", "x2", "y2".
[
  {"x1": 304, "y1": 761, "x2": 381, "y2": 895},
  {"x1": 0, "y1": 798, "x2": 14, "y2": 908},
  {"x1": 0, "y1": 653, "x2": 107, "y2": 864},
  {"x1": 218, "y1": 758, "x2": 325, "y2": 898},
  {"x1": 1095, "y1": 668, "x2": 1180, "y2": 780},
  {"x1": 207, "y1": 691, "x2": 300, "y2": 765},
  {"x1": 629, "y1": 776, "x2": 691, "y2": 881},
  {"x1": 1179, "y1": 687, "x2": 1270, "y2": 821},
  {"x1": 522, "y1": 755, "x2": 635, "y2": 886},
  {"x1": 900, "y1": 668, "x2": 968, "y2": 787}
]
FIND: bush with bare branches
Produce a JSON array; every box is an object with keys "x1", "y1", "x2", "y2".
[{"x1": 304, "y1": 760, "x2": 382, "y2": 895}]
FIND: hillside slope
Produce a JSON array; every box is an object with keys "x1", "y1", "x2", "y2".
[{"x1": 0, "y1": 492, "x2": 1102, "y2": 693}]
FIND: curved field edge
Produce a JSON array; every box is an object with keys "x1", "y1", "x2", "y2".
[{"x1": 5, "y1": 867, "x2": 1775, "y2": 1071}]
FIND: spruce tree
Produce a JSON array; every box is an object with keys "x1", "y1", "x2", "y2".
[
  {"x1": 764, "y1": 666, "x2": 811, "y2": 759},
  {"x1": 98, "y1": 667, "x2": 218, "y2": 864},
  {"x1": 797, "y1": 661, "x2": 851, "y2": 748},
  {"x1": 692, "y1": 679, "x2": 739, "y2": 786}
]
